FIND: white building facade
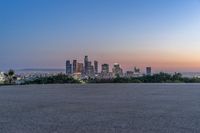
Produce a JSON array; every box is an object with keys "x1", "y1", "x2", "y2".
[{"x1": 0, "y1": 72, "x2": 5, "y2": 84}]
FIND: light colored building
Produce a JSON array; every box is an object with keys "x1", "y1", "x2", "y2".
[
  {"x1": 72, "y1": 72, "x2": 82, "y2": 79},
  {"x1": 0, "y1": 72, "x2": 5, "y2": 84}
]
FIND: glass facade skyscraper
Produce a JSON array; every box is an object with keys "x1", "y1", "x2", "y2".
[
  {"x1": 66, "y1": 60, "x2": 72, "y2": 75},
  {"x1": 94, "y1": 60, "x2": 98, "y2": 74},
  {"x1": 73, "y1": 60, "x2": 77, "y2": 73},
  {"x1": 101, "y1": 64, "x2": 109, "y2": 74},
  {"x1": 84, "y1": 56, "x2": 88, "y2": 75}
]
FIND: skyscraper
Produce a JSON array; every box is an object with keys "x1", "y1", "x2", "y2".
[
  {"x1": 66, "y1": 60, "x2": 72, "y2": 75},
  {"x1": 73, "y1": 60, "x2": 77, "y2": 73},
  {"x1": 94, "y1": 60, "x2": 98, "y2": 74},
  {"x1": 87, "y1": 61, "x2": 94, "y2": 77},
  {"x1": 101, "y1": 64, "x2": 112, "y2": 79},
  {"x1": 77, "y1": 63, "x2": 84, "y2": 74},
  {"x1": 146, "y1": 67, "x2": 152, "y2": 75},
  {"x1": 101, "y1": 64, "x2": 109, "y2": 74},
  {"x1": 84, "y1": 56, "x2": 88, "y2": 75}
]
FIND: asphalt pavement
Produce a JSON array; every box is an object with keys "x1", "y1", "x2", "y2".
[{"x1": 0, "y1": 84, "x2": 200, "y2": 133}]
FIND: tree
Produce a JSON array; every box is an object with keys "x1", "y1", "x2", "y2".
[
  {"x1": 172, "y1": 72, "x2": 182, "y2": 81},
  {"x1": 4, "y1": 69, "x2": 17, "y2": 84}
]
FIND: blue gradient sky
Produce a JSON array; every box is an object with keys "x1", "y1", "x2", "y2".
[{"x1": 1, "y1": 0, "x2": 200, "y2": 72}]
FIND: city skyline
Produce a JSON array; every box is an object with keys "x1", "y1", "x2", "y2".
[
  {"x1": 65, "y1": 55, "x2": 150, "y2": 79},
  {"x1": 1, "y1": 0, "x2": 200, "y2": 72}
]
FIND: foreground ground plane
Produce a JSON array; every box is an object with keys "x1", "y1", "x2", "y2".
[{"x1": 0, "y1": 84, "x2": 200, "y2": 133}]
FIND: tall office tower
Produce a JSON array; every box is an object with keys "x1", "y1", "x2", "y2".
[
  {"x1": 73, "y1": 60, "x2": 77, "y2": 73},
  {"x1": 77, "y1": 63, "x2": 84, "y2": 74},
  {"x1": 101, "y1": 64, "x2": 109, "y2": 74},
  {"x1": 94, "y1": 60, "x2": 98, "y2": 74},
  {"x1": 87, "y1": 61, "x2": 94, "y2": 77},
  {"x1": 66, "y1": 60, "x2": 72, "y2": 75},
  {"x1": 112, "y1": 63, "x2": 123, "y2": 77},
  {"x1": 101, "y1": 64, "x2": 111, "y2": 79},
  {"x1": 146, "y1": 67, "x2": 152, "y2": 76},
  {"x1": 84, "y1": 56, "x2": 89, "y2": 75}
]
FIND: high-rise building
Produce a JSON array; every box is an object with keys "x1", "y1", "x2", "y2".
[
  {"x1": 77, "y1": 63, "x2": 84, "y2": 74},
  {"x1": 73, "y1": 60, "x2": 77, "y2": 73},
  {"x1": 87, "y1": 61, "x2": 94, "y2": 77},
  {"x1": 101, "y1": 64, "x2": 112, "y2": 79},
  {"x1": 112, "y1": 63, "x2": 123, "y2": 77},
  {"x1": 94, "y1": 60, "x2": 98, "y2": 74},
  {"x1": 146, "y1": 67, "x2": 152, "y2": 75},
  {"x1": 84, "y1": 56, "x2": 88, "y2": 75},
  {"x1": 101, "y1": 64, "x2": 109, "y2": 74},
  {"x1": 66, "y1": 60, "x2": 72, "y2": 75}
]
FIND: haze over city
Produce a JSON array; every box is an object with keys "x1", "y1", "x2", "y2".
[{"x1": 1, "y1": 0, "x2": 200, "y2": 72}]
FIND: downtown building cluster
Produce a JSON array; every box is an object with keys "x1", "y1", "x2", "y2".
[
  {"x1": 66, "y1": 56, "x2": 152, "y2": 79},
  {"x1": 66, "y1": 56, "x2": 98, "y2": 79}
]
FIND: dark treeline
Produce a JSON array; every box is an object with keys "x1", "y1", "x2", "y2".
[
  {"x1": 24, "y1": 74, "x2": 81, "y2": 84},
  {"x1": 88, "y1": 72, "x2": 200, "y2": 83},
  {"x1": 23, "y1": 72, "x2": 200, "y2": 84}
]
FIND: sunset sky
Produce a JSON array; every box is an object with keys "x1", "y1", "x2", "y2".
[{"x1": 1, "y1": 0, "x2": 200, "y2": 72}]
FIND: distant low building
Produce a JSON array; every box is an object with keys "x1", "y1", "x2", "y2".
[
  {"x1": 100, "y1": 72, "x2": 113, "y2": 79},
  {"x1": 112, "y1": 63, "x2": 123, "y2": 77},
  {"x1": 134, "y1": 67, "x2": 140, "y2": 73},
  {"x1": 125, "y1": 69, "x2": 144, "y2": 78},
  {"x1": 72, "y1": 72, "x2": 82, "y2": 79},
  {"x1": 133, "y1": 67, "x2": 142, "y2": 77},
  {"x1": 125, "y1": 71, "x2": 134, "y2": 78}
]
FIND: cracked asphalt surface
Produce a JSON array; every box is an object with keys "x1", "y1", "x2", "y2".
[{"x1": 0, "y1": 84, "x2": 200, "y2": 133}]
